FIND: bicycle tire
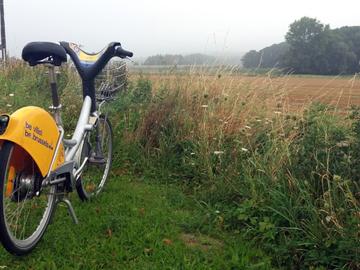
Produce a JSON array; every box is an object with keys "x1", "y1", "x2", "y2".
[
  {"x1": 76, "y1": 115, "x2": 113, "y2": 201},
  {"x1": 0, "y1": 141, "x2": 56, "y2": 255}
]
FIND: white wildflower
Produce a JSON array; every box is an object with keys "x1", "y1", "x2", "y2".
[
  {"x1": 9, "y1": 93, "x2": 14, "y2": 97},
  {"x1": 336, "y1": 141, "x2": 349, "y2": 147}
]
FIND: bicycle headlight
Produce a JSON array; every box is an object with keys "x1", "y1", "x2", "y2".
[{"x1": 0, "y1": 115, "x2": 9, "y2": 135}]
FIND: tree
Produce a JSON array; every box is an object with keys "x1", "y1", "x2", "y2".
[
  {"x1": 244, "y1": 17, "x2": 360, "y2": 75},
  {"x1": 285, "y1": 17, "x2": 328, "y2": 46},
  {"x1": 259, "y1": 42, "x2": 289, "y2": 68},
  {"x1": 242, "y1": 43, "x2": 289, "y2": 69},
  {"x1": 333, "y1": 26, "x2": 360, "y2": 73},
  {"x1": 241, "y1": 50, "x2": 261, "y2": 68},
  {"x1": 283, "y1": 17, "x2": 329, "y2": 73},
  {"x1": 144, "y1": 54, "x2": 215, "y2": 66}
]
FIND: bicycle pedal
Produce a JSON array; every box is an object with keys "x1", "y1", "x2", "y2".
[{"x1": 88, "y1": 156, "x2": 106, "y2": 165}]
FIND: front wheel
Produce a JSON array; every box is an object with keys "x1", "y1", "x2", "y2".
[
  {"x1": 0, "y1": 141, "x2": 56, "y2": 255},
  {"x1": 76, "y1": 115, "x2": 113, "y2": 200}
]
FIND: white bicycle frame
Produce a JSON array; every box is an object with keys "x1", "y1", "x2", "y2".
[
  {"x1": 42, "y1": 66, "x2": 106, "y2": 223},
  {"x1": 66, "y1": 95, "x2": 94, "y2": 161}
]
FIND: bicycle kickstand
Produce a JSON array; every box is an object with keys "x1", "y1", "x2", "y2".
[{"x1": 56, "y1": 195, "x2": 79, "y2": 224}]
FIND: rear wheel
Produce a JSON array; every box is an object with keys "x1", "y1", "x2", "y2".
[
  {"x1": 0, "y1": 141, "x2": 56, "y2": 255},
  {"x1": 76, "y1": 115, "x2": 113, "y2": 200}
]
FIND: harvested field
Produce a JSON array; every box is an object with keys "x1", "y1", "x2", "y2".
[{"x1": 132, "y1": 73, "x2": 360, "y2": 112}]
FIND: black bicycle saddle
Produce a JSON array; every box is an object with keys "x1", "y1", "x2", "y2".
[{"x1": 22, "y1": 42, "x2": 67, "y2": 66}]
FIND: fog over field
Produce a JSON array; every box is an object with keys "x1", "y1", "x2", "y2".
[{"x1": 4, "y1": 0, "x2": 360, "y2": 58}]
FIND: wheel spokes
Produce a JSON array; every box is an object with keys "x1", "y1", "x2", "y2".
[{"x1": 2, "y1": 146, "x2": 52, "y2": 241}]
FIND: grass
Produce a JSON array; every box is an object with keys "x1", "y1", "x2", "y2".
[
  {"x1": 0, "y1": 61, "x2": 359, "y2": 269},
  {"x1": 0, "y1": 175, "x2": 272, "y2": 269},
  {"x1": 0, "y1": 62, "x2": 273, "y2": 269},
  {"x1": 113, "y1": 72, "x2": 359, "y2": 269}
]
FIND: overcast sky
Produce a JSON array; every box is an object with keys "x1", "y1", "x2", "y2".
[{"x1": 4, "y1": 0, "x2": 360, "y2": 58}]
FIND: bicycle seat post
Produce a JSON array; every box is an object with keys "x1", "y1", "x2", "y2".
[{"x1": 47, "y1": 64, "x2": 62, "y2": 126}]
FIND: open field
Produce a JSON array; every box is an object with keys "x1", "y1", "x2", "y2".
[{"x1": 136, "y1": 73, "x2": 360, "y2": 112}]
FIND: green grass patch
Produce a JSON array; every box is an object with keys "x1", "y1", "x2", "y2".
[{"x1": 0, "y1": 176, "x2": 273, "y2": 269}]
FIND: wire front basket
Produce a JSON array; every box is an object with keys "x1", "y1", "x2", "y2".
[{"x1": 95, "y1": 61, "x2": 128, "y2": 101}]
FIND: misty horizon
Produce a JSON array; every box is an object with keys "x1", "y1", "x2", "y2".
[{"x1": 3, "y1": 0, "x2": 360, "y2": 58}]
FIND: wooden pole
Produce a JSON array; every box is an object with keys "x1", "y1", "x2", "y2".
[{"x1": 0, "y1": 0, "x2": 6, "y2": 63}]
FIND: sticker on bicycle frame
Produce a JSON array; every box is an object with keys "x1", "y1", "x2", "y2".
[
  {"x1": 24, "y1": 121, "x2": 54, "y2": 150},
  {"x1": 69, "y1": 43, "x2": 103, "y2": 65}
]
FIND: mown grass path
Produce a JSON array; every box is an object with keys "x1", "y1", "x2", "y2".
[{"x1": 0, "y1": 176, "x2": 273, "y2": 269}]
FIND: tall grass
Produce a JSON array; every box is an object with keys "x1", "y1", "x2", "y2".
[
  {"x1": 111, "y1": 71, "x2": 359, "y2": 269},
  {"x1": 0, "y1": 60, "x2": 85, "y2": 134},
  {"x1": 0, "y1": 62, "x2": 358, "y2": 268}
]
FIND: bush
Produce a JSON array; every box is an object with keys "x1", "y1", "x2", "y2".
[{"x1": 112, "y1": 75, "x2": 359, "y2": 269}]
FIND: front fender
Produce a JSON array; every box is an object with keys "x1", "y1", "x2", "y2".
[{"x1": 0, "y1": 106, "x2": 64, "y2": 177}]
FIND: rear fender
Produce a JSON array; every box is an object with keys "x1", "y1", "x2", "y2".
[{"x1": 0, "y1": 106, "x2": 64, "y2": 177}]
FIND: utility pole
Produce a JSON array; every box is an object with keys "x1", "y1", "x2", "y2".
[{"x1": 0, "y1": 0, "x2": 6, "y2": 64}]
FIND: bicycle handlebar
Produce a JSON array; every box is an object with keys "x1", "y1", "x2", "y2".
[{"x1": 115, "y1": 46, "x2": 133, "y2": 58}]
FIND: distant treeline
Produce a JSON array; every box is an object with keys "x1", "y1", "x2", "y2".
[
  {"x1": 144, "y1": 53, "x2": 216, "y2": 65},
  {"x1": 242, "y1": 17, "x2": 360, "y2": 75}
]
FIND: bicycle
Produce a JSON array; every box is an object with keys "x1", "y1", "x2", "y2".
[{"x1": 0, "y1": 41, "x2": 133, "y2": 255}]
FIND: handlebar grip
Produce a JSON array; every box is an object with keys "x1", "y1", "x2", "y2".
[{"x1": 115, "y1": 47, "x2": 133, "y2": 58}]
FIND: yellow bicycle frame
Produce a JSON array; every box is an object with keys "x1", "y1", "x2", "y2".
[{"x1": 0, "y1": 106, "x2": 64, "y2": 177}]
